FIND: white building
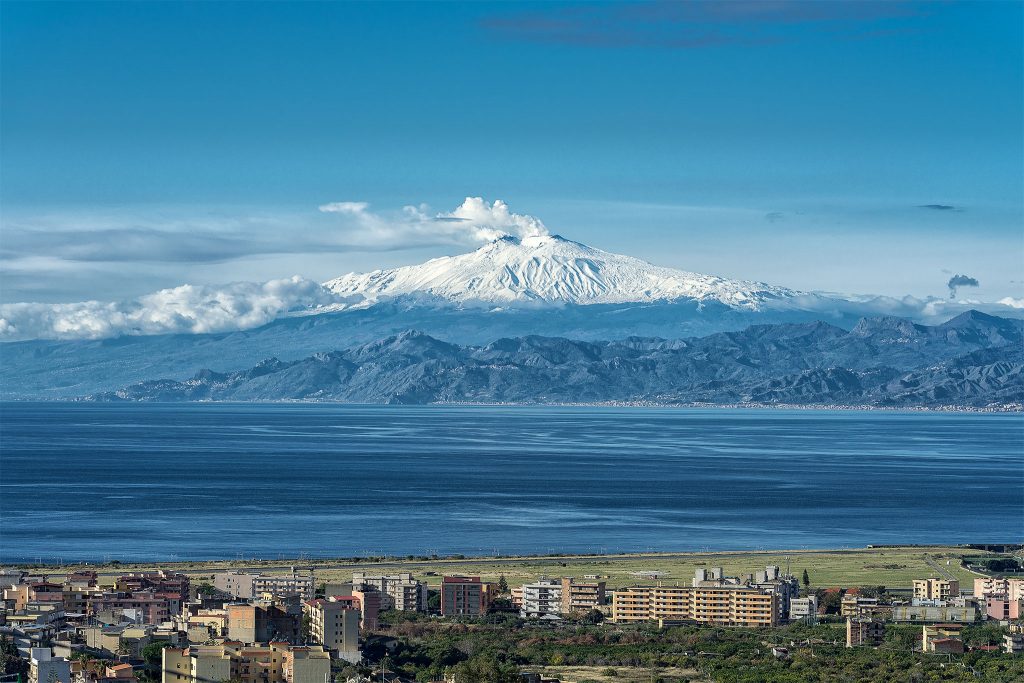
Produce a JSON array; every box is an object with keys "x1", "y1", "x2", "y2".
[
  {"x1": 303, "y1": 598, "x2": 361, "y2": 664},
  {"x1": 29, "y1": 648, "x2": 71, "y2": 683},
  {"x1": 351, "y1": 572, "x2": 427, "y2": 612},
  {"x1": 789, "y1": 595, "x2": 818, "y2": 623},
  {"x1": 520, "y1": 579, "x2": 562, "y2": 618},
  {"x1": 214, "y1": 569, "x2": 314, "y2": 600}
]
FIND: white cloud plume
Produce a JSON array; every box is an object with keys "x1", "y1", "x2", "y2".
[
  {"x1": 318, "y1": 196, "x2": 549, "y2": 245},
  {"x1": 998, "y1": 296, "x2": 1024, "y2": 309},
  {"x1": 0, "y1": 276, "x2": 347, "y2": 341},
  {"x1": 436, "y1": 197, "x2": 549, "y2": 241}
]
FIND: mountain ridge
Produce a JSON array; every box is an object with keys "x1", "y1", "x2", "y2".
[{"x1": 83, "y1": 310, "x2": 1024, "y2": 408}]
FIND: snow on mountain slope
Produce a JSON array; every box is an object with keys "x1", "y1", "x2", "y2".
[{"x1": 324, "y1": 234, "x2": 802, "y2": 310}]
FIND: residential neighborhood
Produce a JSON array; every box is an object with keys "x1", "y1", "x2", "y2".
[{"x1": 2, "y1": 557, "x2": 1023, "y2": 683}]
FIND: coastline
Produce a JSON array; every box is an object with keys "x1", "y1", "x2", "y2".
[{"x1": 14, "y1": 397, "x2": 1023, "y2": 414}]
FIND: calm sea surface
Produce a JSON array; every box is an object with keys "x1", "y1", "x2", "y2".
[{"x1": 0, "y1": 403, "x2": 1021, "y2": 562}]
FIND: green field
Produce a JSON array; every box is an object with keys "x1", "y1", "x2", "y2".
[{"x1": 21, "y1": 545, "x2": 990, "y2": 591}]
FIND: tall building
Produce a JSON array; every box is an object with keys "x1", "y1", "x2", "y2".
[
  {"x1": 520, "y1": 579, "x2": 562, "y2": 617},
  {"x1": 913, "y1": 578, "x2": 960, "y2": 602},
  {"x1": 352, "y1": 572, "x2": 428, "y2": 612},
  {"x1": 560, "y1": 578, "x2": 605, "y2": 614},
  {"x1": 612, "y1": 584, "x2": 778, "y2": 627},
  {"x1": 350, "y1": 589, "x2": 381, "y2": 631},
  {"x1": 440, "y1": 576, "x2": 493, "y2": 616},
  {"x1": 162, "y1": 643, "x2": 329, "y2": 683},
  {"x1": 225, "y1": 603, "x2": 299, "y2": 644},
  {"x1": 302, "y1": 597, "x2": 361, "y2": 663}
]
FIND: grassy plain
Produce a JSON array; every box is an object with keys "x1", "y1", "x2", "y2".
[{"x1": 25, "y1": 545, "x2": 989, "y2": 590}]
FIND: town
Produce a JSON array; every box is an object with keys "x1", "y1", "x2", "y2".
[{"x1": 2, "y1": 550, "x2": 1024, "y2": 683}]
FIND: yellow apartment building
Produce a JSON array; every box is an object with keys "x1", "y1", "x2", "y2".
[
  {"x1": 162, "y1": 643, "x2": 329, "y2": 683},
  {"x1": 913, "y1": 578, "x2": 959, "y2": 601},
  {"x1": 612, "y1": 584, "x2": 777, "y2": 627}
]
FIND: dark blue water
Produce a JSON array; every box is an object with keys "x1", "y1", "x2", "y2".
[{"x1": 0, "y1": 403, "x2": 1021, "y2": 562}]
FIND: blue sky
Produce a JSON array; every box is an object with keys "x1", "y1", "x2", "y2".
[{"x1": 1, "y1": 0, "x2": 1021, "y2": 307}]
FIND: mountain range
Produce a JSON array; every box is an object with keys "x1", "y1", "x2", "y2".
[
  {"x1": 86, "y1": 310, "x2": 1024, "y2": 407},
  {"x1": 2, "y1": 234, "x2": 1021, "y2": 400}
]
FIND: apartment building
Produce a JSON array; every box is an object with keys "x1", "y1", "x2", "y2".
[
  {"x1": 352, "y1": 572, "x2": 428, "y2": 612},
  {"x1": 846, "y1": 617, "x2": 885, "y2": 648},
  {"x1": 253, "y1": 573, "x2": 314, "y2": 601},
  {"x1": 974, "y1": 577, "x2": 1024, "y2": 601},
  {"x1": 214, "y1": 570, "x2": 314, "y2": 601},
  {"x1": 440, "y1": 576, "x2": 494, "y2": 617},
  {"x1": 90, "y1": 591, "x2": 172, "y2": 624},
  {"x1": 162, "y1": 643, "x2": 329, "y2": 683},
  {"x1": 913, "y1": 578, "x2": 960, "y2": 602},
  {"x1": 840, "y1": 595, "x2": 879, "y2": 618},
  {"x1": 29, "y1": 648, "x2": 72, "y2": 683},
  {"x1": 116, "y1": 572, "x2": 190, "y2": 604},
  {"x1": 612, "y1": 584, "x2": 778, "y2": 627},
  {"x1": 350, "y1": 589, "x2": 381, "y2": 631},
  {"x1": 520, "y1": 580, "x2": 562, "y2": 618},
  {"x1": 302, "y1": 597, "x2": 361, "y2": 663},
  {"x1": 985, "y1": 595, "x2": 1023, "y2": 620},
  {"x1": 691, "y1": 566, "x2": 799, "y2": 621},
  {"x1": 213, "y1": 572, "x2": 257, "y2": 600},
  {"x1": 225, "y1": 603, "x2": 299, "y2": 644},
  {"x1": 560, "y1": 578, "x2": 605, "y2": 614},
  {"x1": 789, "y1": 596, "x2": 818, "y2": 623}
]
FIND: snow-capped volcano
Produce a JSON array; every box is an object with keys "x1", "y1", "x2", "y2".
[{"x1": 324, "y1": 234, "x2": 802, "y2": 310}]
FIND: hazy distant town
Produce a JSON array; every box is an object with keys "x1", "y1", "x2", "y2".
[{"x1": 2, "y1": 545, "x2": 1023, "y2": 683}]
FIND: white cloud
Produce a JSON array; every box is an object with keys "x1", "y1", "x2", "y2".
[
  {"x1": 436, "y1": 197, "x2": 549, "y2": 241},
  {"x1": 998, "y1": 296, "x2": 1024, "y2": 309},
  {"x1": 317, "y1": 196, "x2": 549, "y2": 246},
  {"x1": 0, "y1": 276, "x2": 348, "y2": 341},
  {"x1": 318, "y1": 201, "x2": 370, "y2": 215}
]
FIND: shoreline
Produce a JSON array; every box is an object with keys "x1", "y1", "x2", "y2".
[{"x1": 5, "y1": 398, "x2": 1022, "y2": 413}]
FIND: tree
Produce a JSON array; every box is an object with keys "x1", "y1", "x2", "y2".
[
  {"x1": 196, "y1": 583, "x2": 216, "y2": 596},
  {"x1": 301, "y1": 614, "x2": 313, "y2": 643},
  {"x1": 497, "y1": 575, "x2": 509, "y2": 594},
  {"x1": 448, "y1": 654, "x2": 519, "y2": 683},
  {"x1": 0, "y1": 636, "x2": 29, "y2": 680},
  {"x1": 802, "y1": 569, "x2": 810, "y2": 588},
  {"x1": 142, "y1": 642, "x2": 169, "y2": 668}
]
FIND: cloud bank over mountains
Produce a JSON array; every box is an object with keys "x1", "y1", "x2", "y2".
[
  {"x1": 1, "y1": 197, "x2": 1019, "y2": 342},
  {"x1": 0, "y1": 276, "x2": 345, "y2": 341}
]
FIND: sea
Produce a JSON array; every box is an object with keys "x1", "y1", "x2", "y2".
[{"x1": 0, "y1": 402, "x2": 1021, "y2": 563}]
